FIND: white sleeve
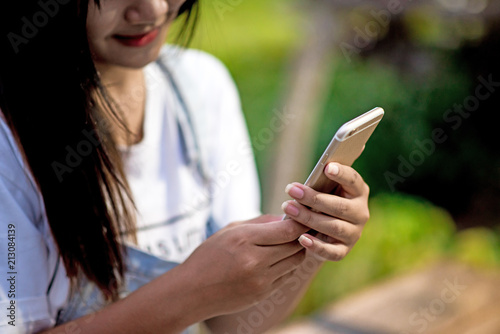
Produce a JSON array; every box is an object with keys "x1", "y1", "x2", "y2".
[
  {"x1": 0, "y1": 118, "x2": 65, "y2": 333},
  {"x1": 0, "y1": 176, "x2": 57, "y2": 333}
]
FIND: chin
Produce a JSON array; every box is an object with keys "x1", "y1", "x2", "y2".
[
  {"x1": 96, "y1": 45, "x2": 164, "y2": 69},
  {"x1": 117, "y1": 53, "x2": 161, "y2": 69}
]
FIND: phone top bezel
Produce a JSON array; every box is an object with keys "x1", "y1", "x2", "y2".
[{"x1": 335, "y1": 107, "x2": 384, "y2": 142}]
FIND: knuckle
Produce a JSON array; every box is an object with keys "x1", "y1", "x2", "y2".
[
  {"x1": 349, "y1": 171, "x2": 359, "y2": 185},
  {"x1": 337, "y1": 165, "x2": 345, "y2": 178},
  {"x1": 228, "y1": 229, "x2": 246, "y2": 246},
  {"x1": 361, "y1": 209, "x2": 370, "y2": 223},
  {"x1": 327, "y1": 221, "x2": 346, "y2": 240},
  {"x1": 240, "y1": 255, "x2": 259, "y2": 274},
  {"x1": 303, "y1": 210, "x2": 314, "y2": 226},
  {"x1": 354, "y1": 201, "x2": 370, "y2": 224},
  {"x1": 352, "y1": 230, "x2": 363, "y2": 245},
  {"x1": 316, "y1": 246, "x2": 334, "y2": 261},
  {"x1": 364, "y1": 183, "x2": 370, "y2": 196},
  {"x1": 282, "y1": 222, "x2": 298, "y2": 240},
  {"x1": 334, "y1": 200, "x2": 349, "y2": 216},
  {"x1": 328, "y1": 248, "x2": 347, "y2": 262},
  {"x1": 346, "y1": 229, "x2": 362, "y2": 247},
  {"x1": 311, "y1": 193, "x2": 320, "y2": 207}
]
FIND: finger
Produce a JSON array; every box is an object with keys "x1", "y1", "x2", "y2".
[
  {"x1": 284, "y1": 185, "x2": 364, "y2": 223},
  {"x1": 269, "y1": 249, "x2": 306, "y2": 281},
  {"x1": 323, "y1": 163, "x2": 368, "y2": 198},
  {"x1": 297, "y1": 233, "x2": 351, "y2": 262},
  {"x1": 282, "y1": 200, "x2": 360, "y2": 243},
  {"x1": 271, "y1": 249, "x2": 323, "y2": 289},
  {"x1": 259, "y1": 240, "x2": 305, "y2": 265},
  {"x1": 271, "y1": 269, "x2": 297, "y2": 291},
  {"x1": 248, "y1": 219, "x2": 309, "y2": 246}
]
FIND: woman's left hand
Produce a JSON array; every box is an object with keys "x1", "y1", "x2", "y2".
[{"x1": 281, "y1": 162, "x2": 370, "y2": 262}]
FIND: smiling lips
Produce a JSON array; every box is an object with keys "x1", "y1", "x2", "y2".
[{"x1": 113, "y1": 27, "x2": 160, "y2": 47}]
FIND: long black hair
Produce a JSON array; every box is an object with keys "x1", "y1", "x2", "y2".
[{"x1": 0, "y1": 0, "x2": 199, "y2": 300}]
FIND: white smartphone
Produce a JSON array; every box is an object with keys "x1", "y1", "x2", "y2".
[{"x1": 283, "y1": 107, "x2": 384, "y2": 219}]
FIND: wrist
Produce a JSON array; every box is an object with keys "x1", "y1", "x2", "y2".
[
  {"x1": 119, "y1": 263, "x2": 215, "y2": 332},
  {"x1": 156, "y1": 263, "x2": 217, "y2": 329}
]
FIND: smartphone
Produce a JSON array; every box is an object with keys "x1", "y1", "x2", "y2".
[{"x1": 283, "y1": 107, "x2": 384, "y2": 219}]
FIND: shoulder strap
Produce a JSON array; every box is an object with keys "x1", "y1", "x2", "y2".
[{"x1": 155, "y1": 59, "x2": 212, "y2": 187}]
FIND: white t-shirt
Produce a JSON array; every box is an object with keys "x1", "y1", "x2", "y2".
[{"x1": 0, "y1": 46, "x2": 261, "y2": 333}]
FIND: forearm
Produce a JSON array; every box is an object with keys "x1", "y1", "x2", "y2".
[
  {"x1": 40, "y1": 265, "x2": 212, "y2": 334},
  {"x1": 205, "y1": 254, "x2": 324, "y2": 334}
]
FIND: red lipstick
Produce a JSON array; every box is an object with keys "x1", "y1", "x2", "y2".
[{"x1": 114, "y1": 28, "x2": 160, "y2": 47}]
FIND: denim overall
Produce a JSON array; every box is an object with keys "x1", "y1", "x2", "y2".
[
  {"x1": 55, "y1": 246, "x2": 196, "y2": 331},
  {"x1": 54, "y1": 58, "x2": 213, "y2": 334}
]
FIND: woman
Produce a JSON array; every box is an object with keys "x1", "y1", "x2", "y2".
[{"x1": 0, "y1": 0, "x2": 370, "y2": 333}]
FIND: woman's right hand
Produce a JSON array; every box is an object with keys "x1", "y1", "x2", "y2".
[
  {"x1": 181, "y1": 214, "x2": 308, "y2": 317},
  {"x1": 39, "y1": 215, "x2": 307, "y2": 334}
]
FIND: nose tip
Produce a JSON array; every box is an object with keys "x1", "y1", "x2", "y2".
[{"x1": 125, "y1": 0, "x2": 168, "y2": 25}]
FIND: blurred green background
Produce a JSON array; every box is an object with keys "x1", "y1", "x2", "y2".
[{"x1": 170, "y1": 0, "x2": 500, "y2": 319}]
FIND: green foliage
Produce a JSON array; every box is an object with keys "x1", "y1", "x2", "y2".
[
  {"x1": 451, "y1": 227, "x2": 500, "y2": 268},
  {"x1": 313, "y1": 55, "x2": 471, "y2": 195}
]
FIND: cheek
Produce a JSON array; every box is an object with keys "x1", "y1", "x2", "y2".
[
  {"x1": 87, "y1": 13, "x2": 104, "y2": 43},
  {"x1": 86, "y1": 3, "x2": 121, "y2": 42},
  {"x1": 86, "y1": 21, "x2": 108, "y2": 55}
]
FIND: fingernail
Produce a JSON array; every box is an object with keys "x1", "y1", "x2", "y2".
[
  {"x1": 299, "y1": 235, "x2": 313, "y2": 247},
  {"x1": 327, "y1": 163, "x2": 339, "y2": 176},
  {"x1": 285, "y1": 184, "x2": 304, "y2": 199},
  {"x1": 281, "y1": 201, "x2": 299, "y2": 216}
]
